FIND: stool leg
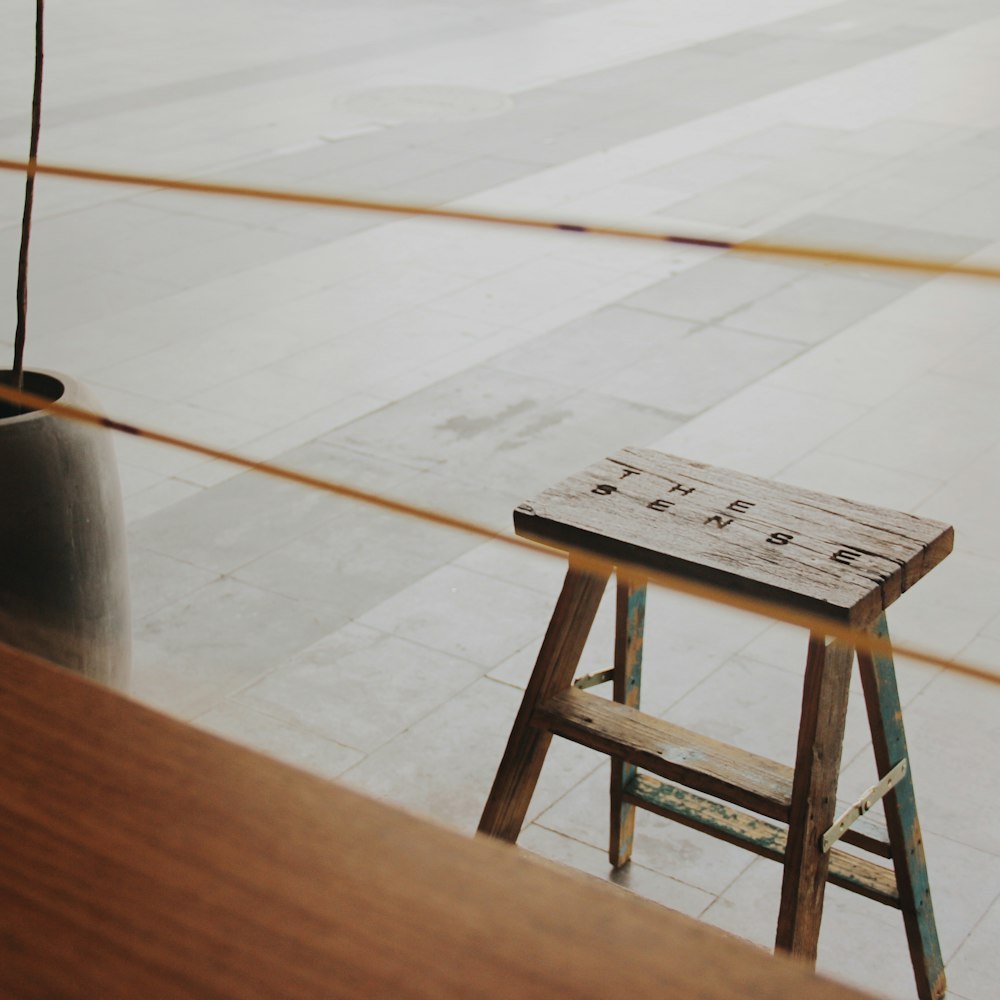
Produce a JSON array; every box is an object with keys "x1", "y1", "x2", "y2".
[
  {"x1": 776, "y1": 634, "x2": 854, "y2": 962},
  {"x1": 478, "y1": 564, "x2": 610, "y2": 843},
  {"x1": 610, "y1": 576, "x2": 646, "y2": 868},
  {"x1": 858, "y1": 615, "x2": 946, "y2": 1000}
]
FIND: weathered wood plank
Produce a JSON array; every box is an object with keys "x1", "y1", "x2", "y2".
[
  {"x1": 514, "y1": 448, "x2": 953, "y2": 624},
  {"x1": 775, "y1": 637, "x2": 854, "y2": 962},
  {"x1": 610, "y1": 578, "x2": 645, "y2": 867},
  {"x1": 479, "y1": 565, "x2": 610, "y2": 841},
  {"x1": 858, "y1": 616, "x2": 946, "y2": 1000},
  {"x1": 535, "y1": 687, "x2": 794, "y2": 821},
  {"x1": 543, "y1": 687, "x2": 888, "y2": 856},
  {"x1": 626, "y1": 775, "x2": 899, "y2": 908}
]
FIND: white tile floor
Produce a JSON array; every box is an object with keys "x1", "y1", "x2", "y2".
[{"x1": 3, "y1": 2, "x2": 1000, "y2": 997}]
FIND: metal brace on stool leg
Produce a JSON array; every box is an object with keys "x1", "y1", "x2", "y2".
[
  {"x1": 573, "y1": 669, "x2": 614, "y2": 690},
  {"x1": 823, "y1": 760, "x2": 908, "y2": 854}
]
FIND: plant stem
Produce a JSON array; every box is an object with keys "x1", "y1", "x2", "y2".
[{"x1": 13, "y1": 0, "x2": 44, "y2": 392}]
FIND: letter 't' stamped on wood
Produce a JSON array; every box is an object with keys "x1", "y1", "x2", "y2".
[{"x1": 512, "y1": 447, "x2": 953, "y2": 626}]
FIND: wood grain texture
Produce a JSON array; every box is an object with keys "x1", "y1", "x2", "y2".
[
  {"x1": 536, "y1": 687, "x2": 793, "y2": 821},
  {"x1": 858, "y1": 616, "x2": 946, "y2": 1000},
  {"x1": 478, "y1": 565, "x2": 609, "y2": 841},
  {"x1": 0, "y1": 641, "x2": 885, "y2": 1000},
  {"x1": 610, "y1": 578, "x2": 645, "y2": 867},
  {"x1": 514, "y1": 447, "x2": 954, "y2": 625},
  {"x1": 775, "y1": 636, "x2": 854, "y2": 961},
  {"x1": 626, "y1": 775, "x2": 899, "y2": 908}
]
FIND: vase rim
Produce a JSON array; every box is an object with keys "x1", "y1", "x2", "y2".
[{"x1": 0, "y1": 369, "x2": 67, "y2": 422}]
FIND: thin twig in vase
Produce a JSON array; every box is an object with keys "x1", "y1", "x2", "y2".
[{"x1": 13, "y1": 0, "x2": 44, "y2": 396}]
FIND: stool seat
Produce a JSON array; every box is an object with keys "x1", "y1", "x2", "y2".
[
  {"x1": 515, "y1": 447, "x2": 953, "y2": 625},
  {"x1": 480, "y1": 447, "x2": 952, "y2": 1000}
]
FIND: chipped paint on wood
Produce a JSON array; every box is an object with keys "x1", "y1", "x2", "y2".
[
  {"x1": 858, "y1": 615, "x2": 946, "y2": 1000},
  {"x1": 610, "y1": 579, "x2": 645, "y2": 867},
  {"x1": 625, "y1": 774, "x2": 898, "y2": 907}
]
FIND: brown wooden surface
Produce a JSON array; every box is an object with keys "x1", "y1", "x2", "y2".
[
  {"x1": 610, "y1": 577, "x2": 644, "y2": 867},
  {"x1": 626, "y1": 775, "x2": 899, "y2": 907},
  {"x1": 478, "y1": 565, "x2": 609, "y2": 841},
  {"x1": 514, "y1": 447, "x2": 954, "y2": 624},
  {"x1": 858, "y1": 616, "x2": 946, "y2": 1000},
  {"x1": 775, "y1": 636, "x2": 855, "y2": 960},
  {"x1": 537, "y1": 686, "x2": 794, "y2": 821},
  {"x1": 0, "y1": 641, "x2": 887, "y2": 1000}
]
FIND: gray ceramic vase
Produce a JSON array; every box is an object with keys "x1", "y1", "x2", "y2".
[{"x1": 0, "y1": 369, "x2": 130, "y2": 689}]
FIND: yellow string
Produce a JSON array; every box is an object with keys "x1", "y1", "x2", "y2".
[
  {"x1": 1, "y1": 157, "x2": 996, "y2": 685},
  {"x1": 2, "y1": 157, "x2": 1000, "y2": 281},
  {"x1": 0, "y1": 381, "x2": 995, "y2": 688}
]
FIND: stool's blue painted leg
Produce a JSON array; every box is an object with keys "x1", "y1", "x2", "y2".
[
  {"x1": 858, "y1": 615, "x2": 946, "y2": 1000},
  {"x1": 610, "y1": 577, "x2": 646, "y2": 867},
  {"x1": 479, "y1": 564, "x2": 610, "y2": 843}
]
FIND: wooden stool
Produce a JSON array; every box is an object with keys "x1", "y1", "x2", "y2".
[{"x1": 479, "y1": 447, "x2": 952, "y2": 1000}]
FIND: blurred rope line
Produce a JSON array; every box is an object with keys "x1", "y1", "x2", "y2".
[
  {"x1": 3, "y1": 157, "x2": 1000, "y2": 280},
  {"x1": 0, "y1": 380, "x2": 996, "y2": 689}
]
